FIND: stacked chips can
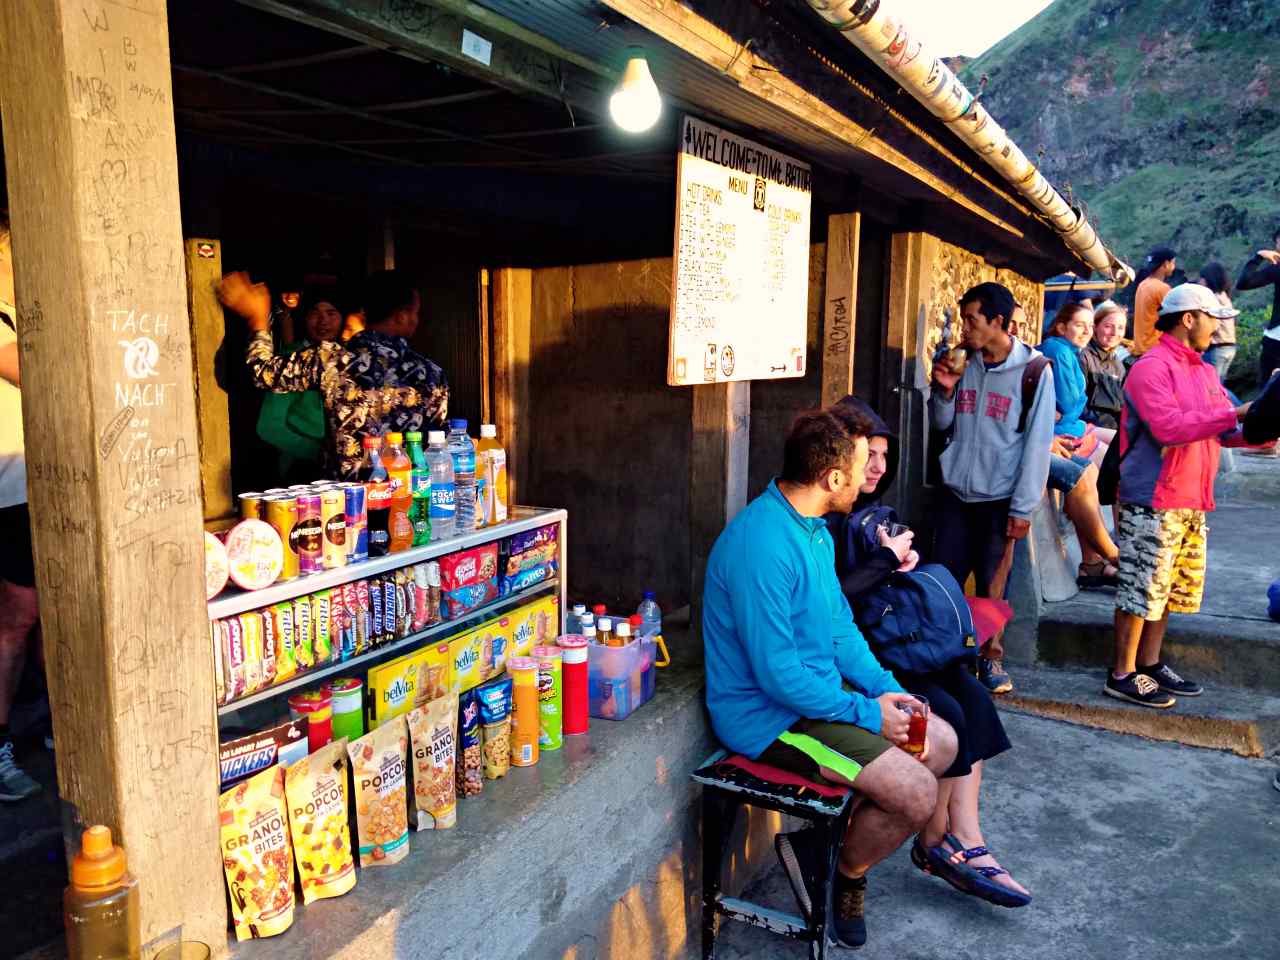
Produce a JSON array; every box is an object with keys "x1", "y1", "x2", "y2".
[
  {"x1": 295, "y1": 493, "x2": 324, "y2": 575},
  {"x1": 264, "y1": 494, "x2": 299, "y2": 582},
  {"x1": 557, "y1": 635, "x2": 589, "y2": 736},
  {"x1": 320, "y1": 489, "x2": 348, "y2": 570},
  {"x1": 531, "y1": 645, "x2": 563, "y2": 751}
]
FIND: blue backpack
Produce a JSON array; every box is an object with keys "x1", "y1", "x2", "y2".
[{"x1": 851, "y1": 563, "x2": 978, "y2": 675}]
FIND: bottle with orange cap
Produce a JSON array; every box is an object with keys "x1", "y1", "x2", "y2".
[{"x1": 64, "y1": 824, "x2": 141, "y2": 960}]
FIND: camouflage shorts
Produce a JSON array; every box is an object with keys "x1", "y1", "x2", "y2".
[{"x1": 1116, "y1": 505, "x2": 1208, "y2": 621}]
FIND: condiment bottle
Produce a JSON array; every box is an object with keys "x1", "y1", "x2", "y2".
[
  {"x1": 596, "y1": 617, "x2": 613, "y2": 647},
  {"x1": 64, "y1": 825, "x2": 141, "y2": 960},
  {"x1": 581, "y1": 622, "x2": 597, "y2": 645},
  {"x1": 508, "y1": 657, "x2": 540, "y2": 767},
  {"x1": 614, "y1": 620, "x2": 632, "y2": 649}
]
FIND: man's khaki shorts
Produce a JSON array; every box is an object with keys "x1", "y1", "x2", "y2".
[
  {"x1": 1116, "y1": 505, "x2": 1208, "y2": 621},
  {"x1": 756, "y1": 717, "x2": 893, "y2": 786}
]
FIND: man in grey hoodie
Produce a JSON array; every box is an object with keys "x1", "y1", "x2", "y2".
[{"x1": 930, "y1": 282, "x2": 1056, "y2": 694}]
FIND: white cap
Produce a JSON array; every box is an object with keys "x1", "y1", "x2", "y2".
[
  {"x1": 572, "y1": 604, "x2": 586, "y2": 615},
  {"x1": 580, "y1": 613, "x2": 594, "y2": 628},
  {"x1": 1158, "y1": 283, "x2": 1239, "y2": 319},
  {"x1": 615, "y1": 621, "x2": 631, "y2": 637},
  {"x1": 598, "y1": 617, "x2": 611, "y2": 630},
  {"x1": 428, "y1": 430, "x2": 446, "y2": 444},
  {"x1": 480, "y1": 424, "x2": 497, "y2": 439}
]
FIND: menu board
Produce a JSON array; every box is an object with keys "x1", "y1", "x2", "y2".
[{"x1": 668, "y1": 115, "x2": 812, "y2": 386}]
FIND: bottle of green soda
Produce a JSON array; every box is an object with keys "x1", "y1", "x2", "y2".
[{"x1": 405, "y1": 431, "x2": 432, "y2": 546}]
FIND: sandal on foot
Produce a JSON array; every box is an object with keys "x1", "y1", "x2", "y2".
[
  {"x1": 940, "y1": 833, "x2": 1032, "y2": 908},
  {"x1": 910, "y1": 835, "x2": 984, "y2": 892},
  {"x1": 1077, "y1": 559, "x2": 1119, "y2": 589}
]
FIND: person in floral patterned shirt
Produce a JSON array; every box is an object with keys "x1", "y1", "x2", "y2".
[{"x1": 220, "y1": 270, "x2": 449, "y2": 480}]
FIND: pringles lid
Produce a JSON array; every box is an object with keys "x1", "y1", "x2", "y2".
[{"x1": 71, "y1": 825, "x2": 128, "y2": 888}]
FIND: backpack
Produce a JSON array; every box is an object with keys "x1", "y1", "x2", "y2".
[{"x1": 851, "y1": 563, "x2": 979, "y2": 675}]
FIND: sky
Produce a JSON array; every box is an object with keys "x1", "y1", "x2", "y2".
[{"x1": 893, "y1": 0, "x2": 1056, "y2": 57}]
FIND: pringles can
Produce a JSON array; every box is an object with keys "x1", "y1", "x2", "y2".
[
  {"x1": 295, "y1": 493, "x2": 324, "y2": 575},
  {"x1": 343, "y1": 482, "x2": 368, "y2": 563},
  {"x1": 263, "y1": 494, "x2": 298, "y2": 581},
  {"x1": 320, "y1": 489, "x2": 347, "y2": 569},
  {"x1": 531, "y1": 645, "x2": 563, "y2": 751}
]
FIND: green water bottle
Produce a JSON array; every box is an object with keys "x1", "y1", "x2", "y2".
[{"x1": 405, "y1": 431, "x2": 432, "y2": 546}]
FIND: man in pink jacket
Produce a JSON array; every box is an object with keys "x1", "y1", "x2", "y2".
[{"x1": 1107, "y1": 284, "x2": 1252, "y2": 708}]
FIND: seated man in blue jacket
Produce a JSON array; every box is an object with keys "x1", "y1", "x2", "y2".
[{"x1": 702, "y1": 408, "x2": 957, "y2": 949}]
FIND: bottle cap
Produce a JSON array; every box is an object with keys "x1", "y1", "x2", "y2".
[
  {"x1": 480, "y1": 424, "x2": 497, "y2": 438},
  {"x1": 405, "y1": 431, "x2": 422, "y2": 443},
  {"x1": 644, "y1": 590, "x2": 656, "y2": 601},
  {"x1": 582, "y1": 624, "x2": 596, "y2": 638},
  {"x1": 72, "y1": 825, "x2": 128, "y2": 888},
  {"x1": 592, "y1": 604, "x2": 607, "y2": 616},
  {"x1": 428, "y1": 430, "x2": 446, "y2": 444},
  {"x1": 572, "y1": 604, "x2": 586, "y2": 615},
  {"x1": 361, "y1": 436, "x2": 381, "y2": 448},
  {"x1": 629, "y1": 615, "x2": 643, "y2": 628},
  {"x1": 616, "y1": 622, "x2": 631, "y2": 638},
  {"x1": 507, "y1": 656, "x2": 537, "y2": 672},
  {"x1": 580, "y1": 613, "x2": 594, "y2": 628},
  {"x1": 597, "y1": 617, "x2": 611, "y2": 631},
  {"x1": 385, "y1": 432, "x2": 403, "y2": 445},
  {"x1": 449, "y1": 418, "x2": 468, "y2": 431}
]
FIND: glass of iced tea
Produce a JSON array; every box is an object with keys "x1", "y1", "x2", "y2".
[{"x1": 896, "y1": 695, "x2": 929, "y2": 755}]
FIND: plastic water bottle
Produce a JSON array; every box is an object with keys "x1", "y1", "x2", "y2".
[
  {"x1": 426, "y1": 430, "x2": 456, "y2": 541},
  {"x1": 447, "y1": 418, "x2": 477, "y2": 533},
  {"x1": 636, "y1": 591, "x2": 662, "y2": 639}
]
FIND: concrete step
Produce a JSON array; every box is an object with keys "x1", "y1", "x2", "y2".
[
  {"x1": 1037, "y1": 590, "x2": 1280, "y2": 695},
  {"x1": 997, "y1": 664, "x2": 1280, "y2": 759}
]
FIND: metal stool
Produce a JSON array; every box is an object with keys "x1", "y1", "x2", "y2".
[{"x1": 692, "y1": 750, "x2": 855, "y2": 960}]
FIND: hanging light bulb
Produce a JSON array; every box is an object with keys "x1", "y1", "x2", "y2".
[{"x1": 610, "y1": 49, "x2": 661, "y2": 133}]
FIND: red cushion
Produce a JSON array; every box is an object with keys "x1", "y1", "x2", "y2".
[{"x1": 719, "y1": 755, "x2": 850, "y2": 799}]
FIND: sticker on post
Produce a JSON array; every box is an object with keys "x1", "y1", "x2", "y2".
[{"x1": 461, "y1": 29, "x2": 493, "y2": 66}]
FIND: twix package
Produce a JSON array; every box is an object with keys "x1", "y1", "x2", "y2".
[{"x1": 285, "y1": 739, "x2": 357, "y2": 903}]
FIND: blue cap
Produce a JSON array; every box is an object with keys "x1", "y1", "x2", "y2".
[
  {"x1": 643, "y1": 590, "x2": 656, "y2": 600},
  {"x1": 449, "y1": 418, "x2": 468, "y2": 430}
]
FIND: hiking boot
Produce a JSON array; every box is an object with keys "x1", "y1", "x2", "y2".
[
  {"x1": 774, "y1": 827, "x2": 826, "y2": 923},
  {"x1": 978, "y1": 657, "x2": 1013, "y2": 694},
  {"x1": 833, "y1": 873, "x2": 868, "y2": 949},
  {"x1": 1104, "y1": 672, "x2": 1176, "y2": 709},
  {"x1": 1139, "y1": 661, "x2": 1202, "y2": 697},
  {"x1": 0, "y1": 741, "x2": 41, "y2": 801}
]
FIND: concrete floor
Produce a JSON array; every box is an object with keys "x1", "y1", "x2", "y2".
[{"x1": 712, "y1": 710, "x2": 1280, "y2": 960}]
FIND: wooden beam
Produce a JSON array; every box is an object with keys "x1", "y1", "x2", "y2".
[
  {"x1": 0, "y1": 1, "x2": 223, "y2": 951},
  {"x1": 599, "y1": 0, "x2": 1024, "y2": 236},
  {"x1": 184, "y1": 239, "x2": 234, "y2": 523},
  {"x1": 689, "y1": 381, "x2": 750, "y2": 637},
  {"x1": 236, "y1": 0, "x2": 609, "y2": 111},
  {"x1": 492, "y1": 267, "x2": 531, "y2": 506},
  {"x1": 820, "y1": 212, "x2": 860, "y2": 407}
]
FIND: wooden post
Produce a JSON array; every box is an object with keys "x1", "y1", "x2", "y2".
[
  {"x1": 185, "y1": 239, "x2": 234, "y2": 523},
  {"x1": 0, "y1": 2, "x2": 224, "y2": 952},
  {"x1": 689, "y1": 381, "x2": 750, "y2": 636},
  {"x1": 820, "y1": 212, "x2": 860, "y2": 407},
  {"x1": 492, "y1": 267, "x2": 531, "y2": 506}
]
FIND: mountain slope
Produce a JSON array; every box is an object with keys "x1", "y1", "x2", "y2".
[{"x1": 963, "y1": 0, "x2": 1280, "y2": 288}]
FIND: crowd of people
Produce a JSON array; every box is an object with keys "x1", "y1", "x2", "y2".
[{"x1": 701, "y1": 261, "x2": 1280, "y2": 947}]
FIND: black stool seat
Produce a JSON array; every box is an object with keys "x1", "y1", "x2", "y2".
[{"x1": 692, "y1": 749, "x2": 855, "y2": 959}]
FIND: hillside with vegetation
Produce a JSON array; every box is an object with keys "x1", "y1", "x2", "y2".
[{"x1": 963, "y1": 0, "x2": 1280, "y2": 295}]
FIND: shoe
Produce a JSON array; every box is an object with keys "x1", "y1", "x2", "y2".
[
  {"x1": 1103, "y1": 672, "x2": 1176, "y2": 709},
  {"x1": 1138, "y1": 661, "x2": 1202, "y2": 697},
  {"x1": 979, "y1": 657, "x2": 1013, "y2": 694},
  {"x1": 0, "y1": 741, "x2": 42, "y2": 801},
  {"x1": 774, "y1": 827, "x2": 826, "y2": 923},
  {"x1": 833, "y1": 873, "x2": 867, "y2": 949}
]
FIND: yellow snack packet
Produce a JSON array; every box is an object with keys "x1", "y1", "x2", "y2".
[
  {"x1": 285, "y1": 739, "x2": 357, "y2": 903},
  {"x1": 218, "y1": 766, "x2": 295, "y2": 941}
]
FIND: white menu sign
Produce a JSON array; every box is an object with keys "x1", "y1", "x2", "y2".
[{"x1": 668, "y1": 115, "x2": 812, "y2": 386}]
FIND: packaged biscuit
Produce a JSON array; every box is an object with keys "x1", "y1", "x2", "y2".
[
  {"x1": 213, "y1": 621, "x2": 226, "y2": 705},
  {"x1": 354, "y1": 580, "x2": 371, "y2": 653},
  {"x1": 285, "y1": 739, "x2": 357, "y2": 903},
  {"x1": 240, "y1": 613, "x2": 264, "y2": 695},
  {"x1": 260, "y1": 610, "x2": 278, "y2": 687},
  {"x1": 220, "y1": 621, "x2": 245, "y2": 704},
  {"x1": 408, "y1": 694, "x2": 459, "y2": 830},
  {"x1": 477, "y1": 676, "x2": 513, "y2": 780},
  {"x1": 219, "y1": 766, "x2": 295, "y2": 941},
  {"x1": 456, "y1": 690, "x2": 483, "y2": 798},
  {"x1": 347, "y1": 718, "x2": 410, "y2": 866},
  {"x1": 439, "y1": 544, "x2": 499, "y2": 619},
  {"x1": 293, "y1": 597, "x2": 315, "y2": 670},
  {"x1": 312, "y1": 591, "x2": 334, "y2": 664},
  {"x1": 270, "y1": 603, "x2": 297, "y2": 683}
]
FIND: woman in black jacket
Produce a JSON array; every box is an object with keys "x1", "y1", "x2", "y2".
[{"x1": 828, "y1": 396, "x2": 1030, "y2": 908}]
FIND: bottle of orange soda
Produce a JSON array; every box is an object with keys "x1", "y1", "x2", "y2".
[{"x1": 383, "y1": 432, "x2": 414, "y2": 553}]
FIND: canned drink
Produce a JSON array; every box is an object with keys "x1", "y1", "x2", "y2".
[
  {"x1": 288, "y1": 484, "x2": 315, "y2": 492},
  {"x1": 343, "y1": 483, "x2": 368, "y2": 562},
  {"x1": 262, "y1": 487, "x2": 291, "y2": 496},
  {"x1": 320, "y1": 489, "x2": 348, "y2": 569},
  {"x1": 238, "y1": 492, "x2": 265, "y2": 520},
  {"x1": 295, "y1": 494, "x2": 324, "y2": 575},
  {"x1": 263, "y1": 495, "x2": 299, "y2": 581}
]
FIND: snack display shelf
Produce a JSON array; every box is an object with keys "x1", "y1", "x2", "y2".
[
  {"x1": 217, "y1": 576, "x2": 560, "y2": 716},
  {"x1": 208, "y1": 506, "x2": 567, "y2": 620}
]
